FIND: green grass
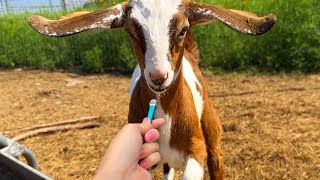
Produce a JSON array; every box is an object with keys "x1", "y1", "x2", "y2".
[
  {"x1": 195, "y1": 0, "x2": 320, "y2": 73},
  {"x1": 0, "y1": 0, "x2": 319, "y2": 73}
]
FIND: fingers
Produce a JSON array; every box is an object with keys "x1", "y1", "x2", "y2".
[
  {"x1": 144, "y1": 129, "x2": 160, "y2": 143},
  {"x1": 140, "y1": 142, "x2": 159, "y2": 160},
  {"x1": 138, "y1": 118, "x2": 153, "y2": 135},
  {"x1": 138, "y1": 118, "x2": 165, "y2": 136},
  {"x1": 141, "y1": 118, "x2": 153, "y2": 136},
  {"x1": 139, "y1": 152, "x2": 161, "y2": 170},
  {"x1": 151, "y1": 118, "x2": 166, "y2": 129},
  {"x1": 135, "y1": 117, "x2": 164, "y2": 170}
]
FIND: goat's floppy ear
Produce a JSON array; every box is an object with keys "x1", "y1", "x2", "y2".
[
  {"x1": 186, "y1": 2, "x2": 276, "y2": 35},
  {"x1": 29, "y1": 2, "x2": 128, "y2": 37}
]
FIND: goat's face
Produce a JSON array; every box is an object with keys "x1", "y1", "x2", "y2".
[
  {"x1": 29, "y1": 0, "x2": 276, "y2": 93},
  {"x1": 124, "y1": 0, "x2": 189, "y2": 92}
]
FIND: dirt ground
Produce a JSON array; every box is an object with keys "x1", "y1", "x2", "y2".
[{"x1": 0, "y1": 70, "x2": 319, "y2": 180}]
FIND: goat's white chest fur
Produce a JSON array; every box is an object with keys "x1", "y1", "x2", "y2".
[{"x1": 154, "y1": 103, "x2": 186, "y2": 168}]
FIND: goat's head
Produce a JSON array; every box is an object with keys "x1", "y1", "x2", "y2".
[{"x1": 29, "y1": 0, "x2": 276, "y2": 93}]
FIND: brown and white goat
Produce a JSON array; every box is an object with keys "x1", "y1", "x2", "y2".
[{"x1": 29, "y1": 0, "x2": 276, "y2": 179}]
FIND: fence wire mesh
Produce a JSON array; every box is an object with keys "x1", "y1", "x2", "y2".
[{"x1": 0, "y1": 0, "x2": 98, "y2": 15}]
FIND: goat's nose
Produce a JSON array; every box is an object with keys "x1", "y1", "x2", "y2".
[{"x1": 149, "y1": 71, "x2": 168, "y2": 86}]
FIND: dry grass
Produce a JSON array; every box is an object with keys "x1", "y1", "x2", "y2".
[{"x1": 0, "y1": 70, "x2": 319, "y2": 180}]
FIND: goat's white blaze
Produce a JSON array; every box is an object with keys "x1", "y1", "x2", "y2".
[
  {"x1": 130, "y1": 0, "x2": 182, "y2": 88},
  {"x1": 182, "y1": 57, "x2": 203, "y2": 122}
]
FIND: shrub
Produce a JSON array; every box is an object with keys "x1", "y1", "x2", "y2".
[
  {"x1": 0, "y1": 0, "x2": 319, "y2": 73},
  {"x1": 83, "y1": 47, "x2": 104, "y2": 73},
  {"x1": 195, "y1": 0, "x2": 320, "y2": 73}
]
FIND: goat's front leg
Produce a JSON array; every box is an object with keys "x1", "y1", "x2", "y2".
[
  {"x1": 163, "y1": 163, "x2": 175, "y2": 180},
  {"x1": 182, "y1": 136, "x2": 206, "y2": 180},
  {"x1": 201, "y1": 99, "x2": 224, "y2": 180}
]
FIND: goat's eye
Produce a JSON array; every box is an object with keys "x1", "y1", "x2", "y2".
[{"x1": 179, "y1": 27, "x2": 188, "y2": 37}]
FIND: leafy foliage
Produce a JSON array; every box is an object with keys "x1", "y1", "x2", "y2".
[{"x1": 0, "y1": 0, "x2": 319, "y2": 73}]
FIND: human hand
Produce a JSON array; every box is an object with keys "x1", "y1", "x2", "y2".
[{"x1": 93, "y1": 118, "x2": 165, "y2": 180}]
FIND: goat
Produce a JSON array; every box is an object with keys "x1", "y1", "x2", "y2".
[{"x1": 29, "y1": 0, "x2": 276, "y2": 179}]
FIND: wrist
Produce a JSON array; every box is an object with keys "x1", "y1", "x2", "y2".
[
  {"x1": 93, "y1": 166, "x2": 125, "y2": 180},
  {"x1": 93, "y1": 157, "x2": 129, "y2": 180}
]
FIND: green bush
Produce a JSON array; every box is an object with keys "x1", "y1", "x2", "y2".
[
  {"x1": 0, "y1": 10, "x2": 134, "y2": 73},
  {"x1": 0, "y1": 55, "x2": 15, "y2": 68},
  {"x1": 0, "y1": 0, "x2": 319, "y2": 73},
  {"x1": 83, "y1": 47, "x2": 104, "y2": 73},
  {"x1": 195, "y1": 0, "x2": 320, "y2": 73}
]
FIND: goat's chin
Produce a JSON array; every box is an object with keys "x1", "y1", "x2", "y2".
[{"x1": 148, "y1": 84, "x2": 170, "y2": 94}]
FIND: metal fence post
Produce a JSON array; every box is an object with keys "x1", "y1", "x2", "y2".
[
  {"x1": 49, "y1": 0, "x2": 53, "y2": 11},
  {"x1": 60, "y1": 0, "x2": 66, "y2": 10},
  {"x1": 3, "y1": 0, "x2": 9, "y2": 13}
]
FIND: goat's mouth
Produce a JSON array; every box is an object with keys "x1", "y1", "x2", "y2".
[
  {"x1": 152, "y1": 86, "x2": 168, "y2": 92},
  {"x1": 148, "y1": 84, "x2": 170, "y2": 93}
]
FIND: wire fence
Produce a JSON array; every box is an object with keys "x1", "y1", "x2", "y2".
[{"x1": 0, "y1": 0, "x2": 96, "y2": 15}]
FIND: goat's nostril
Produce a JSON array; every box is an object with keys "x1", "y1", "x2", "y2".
[
  {"x1": 149, "y1": 71, "x2": 168, "y2": 86},
  {"x1": 153, "y1": 77, "x2": 165, "y2": 86}
]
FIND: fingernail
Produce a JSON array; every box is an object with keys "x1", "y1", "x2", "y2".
[
  {"x1": 147, "y1": 132, "x2": 155, "y2": 142},
  {"x1": 139, "y1": 161, "x2": 147, "y2": 169},
  {"x1": 140, "y1": 149, "x2": 144, "y2": 157},
  {"x1": 143, "y1": 118, "x2": 148, "y2": 122}
]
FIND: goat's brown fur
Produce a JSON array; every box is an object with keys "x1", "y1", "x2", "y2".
[{"x1": 128, "y1": 31, "x2": 224, "y2": 179}]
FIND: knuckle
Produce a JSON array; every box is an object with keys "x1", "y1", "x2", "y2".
[
  {"x1": 152, "y1": 152, "x2": 161, "y2": 161},
  {"x1": 145, "y1": 122, "x2": 153, "y2": 130},
  {"x1": 153, "y1": 142, "x2": 160, "y2": 151},
  {"x1": 154, "y1": 129, "x2": 160, "y2": 136}
]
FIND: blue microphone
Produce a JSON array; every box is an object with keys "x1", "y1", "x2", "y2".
[{"x1": 147, "y1": 99, "x2": 158, "y2": 122}]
